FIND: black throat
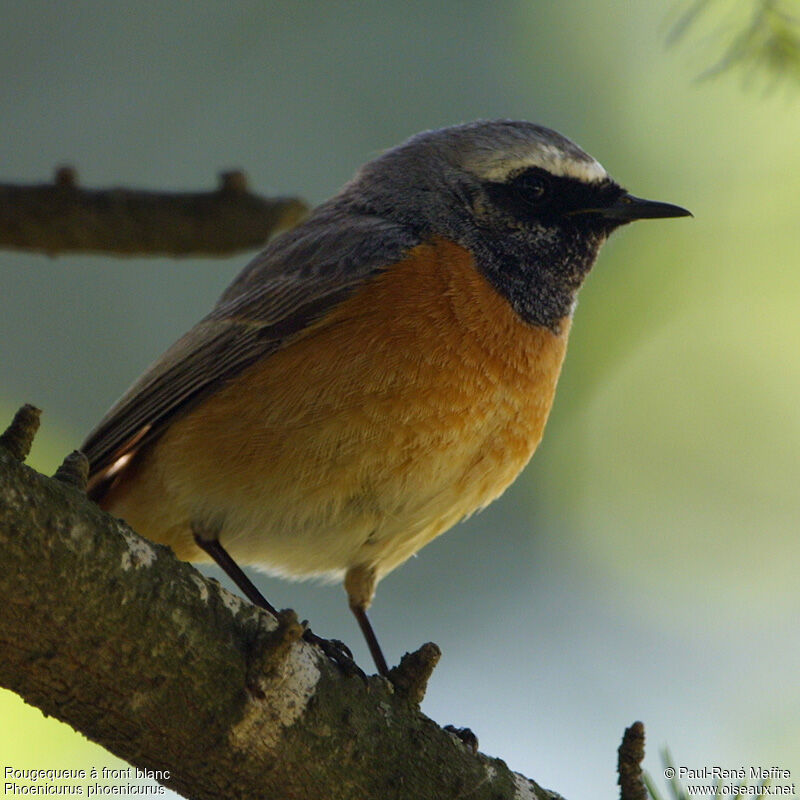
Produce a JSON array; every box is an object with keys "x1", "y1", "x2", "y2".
[{"x1": 467, "y1": 225, "x2": 606, "y2": 333}]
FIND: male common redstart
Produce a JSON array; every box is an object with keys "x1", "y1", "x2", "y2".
[{"x1": 82, "y1": 120, "x2": 690, "y2": 676}]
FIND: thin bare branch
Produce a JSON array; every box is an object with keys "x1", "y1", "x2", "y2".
[{"x1": 0, "y1": 168, "x2": 307, "y2": 257}]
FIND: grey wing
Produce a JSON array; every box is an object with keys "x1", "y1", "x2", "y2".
[{"x1": 82, "y1": 209, "x2": 420, "y2": 490}]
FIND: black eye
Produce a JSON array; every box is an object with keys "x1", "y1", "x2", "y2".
[{"x1": 512, "y1": 171, "x2": 550, "y2": 206}]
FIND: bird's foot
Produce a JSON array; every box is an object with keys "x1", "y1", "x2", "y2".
[
  {"x1": 443, "y1": 725, "x2": 479, "y2": 754},
  {"x1": 301, "y1": 623, "x2": 368, "y2": 681}
]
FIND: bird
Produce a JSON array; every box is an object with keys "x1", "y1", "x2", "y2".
[{"x1": 82, "y1": 120, "x2": 690, "y2": 677}]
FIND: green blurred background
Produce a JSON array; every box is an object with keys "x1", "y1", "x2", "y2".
[{"x1": 2, "y1": 2, "x2": 798, "y2": 798}]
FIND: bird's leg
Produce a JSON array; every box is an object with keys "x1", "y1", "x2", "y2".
[
  {"x1": 193, "y1": 533, "x2": 364, "y2": 678},
  {"x1": 350, "y1": 604, "x2": 389, "y2": 677},
  {"x1": 193, "y1": 535, "x2": 279, "y2": 616},
  {"x1": 345, "y1": 565, "x2": 389, "y2": 676}
]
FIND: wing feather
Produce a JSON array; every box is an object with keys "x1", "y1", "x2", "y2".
[{"x1": 82, "y1": 208, "x2": 420, "y2": 490}]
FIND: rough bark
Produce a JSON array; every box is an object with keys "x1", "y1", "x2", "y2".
[
  {"x1": 0, "y1": 408, "x2": 563, "y2": 800},
  {"x1": 0, "y1": 169, "x2": 307, "y2": 257}
]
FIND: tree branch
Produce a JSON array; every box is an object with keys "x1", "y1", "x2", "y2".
[
  {"x1": 0, "y1": 407, "x2": 564, "y2": 800},
  {"x1": 0, "y1": 168, "x2": 307, "y2": 257}
]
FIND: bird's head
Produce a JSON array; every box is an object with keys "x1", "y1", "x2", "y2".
[{"x1": 346, "y1": 120, "x2": 691, "y2": 331}]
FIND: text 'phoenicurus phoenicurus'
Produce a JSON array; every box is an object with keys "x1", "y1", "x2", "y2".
[{"x1": 82, "y1": 120, "x2": 691, "y2": 676}]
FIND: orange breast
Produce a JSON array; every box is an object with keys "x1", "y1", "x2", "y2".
[{"x1": 106, "y1": 238, "x2": 571, "y2": 581}]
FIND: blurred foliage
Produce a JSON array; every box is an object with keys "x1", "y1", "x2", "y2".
[
  {"x1": 645, "y1": 749, "x2": 773, "y2": 800},
  {"x1": 669, "y1": 0, "x2": 800, "y2": 88}
]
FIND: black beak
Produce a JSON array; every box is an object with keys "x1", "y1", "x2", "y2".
[{"x1": 589, "y1": 192, "x2": 692, "y2": 222}]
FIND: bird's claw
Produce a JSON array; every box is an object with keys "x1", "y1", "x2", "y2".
[
  {"x1": 301, "y1": 624, "x2": 367, "y2": 681},
  {"x1": 444, "y1": 725, "x2": 479, "y2": 754}
]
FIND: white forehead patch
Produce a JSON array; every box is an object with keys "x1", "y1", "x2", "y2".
[{"x1": 471, "y1": 144, "x2": 608, "y2": 184}]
